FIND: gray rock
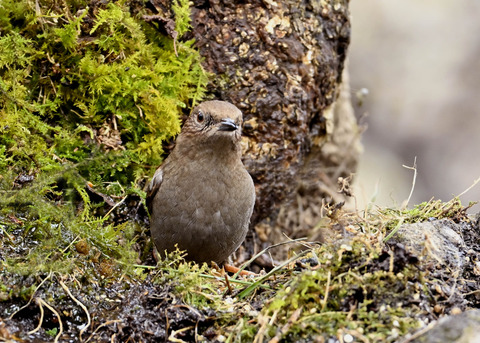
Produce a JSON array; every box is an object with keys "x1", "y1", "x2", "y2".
[
  {"x1": 394, "y1": 219, "x2": 466, "y2": 270},
  {"x1": 406, "y1": 310, "x2": 480, "y2": 343}
]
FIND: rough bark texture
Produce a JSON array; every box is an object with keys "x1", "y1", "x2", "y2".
[{"x1": 188, "y1": 0, "x2": 360, "y2": 261}]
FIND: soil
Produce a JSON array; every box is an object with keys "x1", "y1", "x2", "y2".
[{"x1": 1, "y1": 209, "x2": 479, "y2": 342}]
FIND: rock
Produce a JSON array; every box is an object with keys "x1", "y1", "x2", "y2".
[
  {"x1": 394, "y1": 219, "x2": 467, "y2": 271},
  {"x1": 408, "y1": 310, "x2": 480, "y2": 343}
]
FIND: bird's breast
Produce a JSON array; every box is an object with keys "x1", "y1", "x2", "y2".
[{"x1": 150, "y1": 156, "x2": 254, "y2": 263}]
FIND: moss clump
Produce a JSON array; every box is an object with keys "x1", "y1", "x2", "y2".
[
  {"x1": 389, "y1": 198, "x2": 473, "y2": 223},
  {"x1": 380, "y1": 197, "x2": 475, "y2": 241},
  {"x1": 223, "y1": 236, "x2": 422, "y2": 342},
  {"x1": 0, "y1": 0, "x2": 207, "y2": 181},
  {"x1": 0, "y1": 0, "x2": 207, "y2": 276}
]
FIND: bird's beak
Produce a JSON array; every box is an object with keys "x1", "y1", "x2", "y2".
[{"x1": 218, "y1": 118, "x2": 238, "y2": 132}]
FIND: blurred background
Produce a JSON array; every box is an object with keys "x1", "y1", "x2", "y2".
[{"x1": 349, "y1": 0, "x2": 480, "y2": 213}]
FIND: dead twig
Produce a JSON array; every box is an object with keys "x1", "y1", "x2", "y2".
[
  {"x1": 455, "y1": 176, "x2": 480, "y2": 199},
  {"x1": 237, "y1": 249, "x2": 310, "y2": 300},
  {"x1": 168, "y1": 326, "x2": 194, "y2": 343},
  {"x1": 224, "y1": 273, "x2": 233, "y2": 295},
  {"x1": 268, "y1": 306, "x2": 303, "y2": 343},
  {"x1": 253, "y1": 312, "x2": 273, "y2": 343},
  {"x1": 27, "y1": 298, "x2": 45, "y2": 335},
  {"x1": 397, "y1": 321, "x2": 437, "y2": 343},
  {"x1": 402, "y1": 156, "x2": 417, "y2": 209}
]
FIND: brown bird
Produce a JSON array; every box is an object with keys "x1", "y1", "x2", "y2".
[{"x1": 146, "y1": 100, "x2": 255, "y2": 265}]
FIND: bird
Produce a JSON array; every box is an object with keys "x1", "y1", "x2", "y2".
[{"x1": 146, "y1": 100, "x2": 256, "y2": 265}]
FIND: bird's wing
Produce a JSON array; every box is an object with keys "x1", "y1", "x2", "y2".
[{"x1": 146, "y1": 166, "x2": 163, "y2": 216}]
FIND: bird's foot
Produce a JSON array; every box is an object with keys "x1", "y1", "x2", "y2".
[{"x1": 224, "y1": 263, "x2": 256, "y2": 276}]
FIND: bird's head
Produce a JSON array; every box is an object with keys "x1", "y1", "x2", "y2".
[{"x1": 179, "y1": 100, "x2": 244, "y2": 147}]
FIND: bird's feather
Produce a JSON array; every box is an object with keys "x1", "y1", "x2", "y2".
[{"x1": 146, "y1": 167, "x2": 163, "y2": 215}]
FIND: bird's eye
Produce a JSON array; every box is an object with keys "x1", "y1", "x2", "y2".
[{"x1": 197, "y1": 111, "x2": 205, "y2": 123}]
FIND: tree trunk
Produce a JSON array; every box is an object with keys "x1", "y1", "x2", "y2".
[{"x1": 189, "y1": 0, "x2": 361, "y2": 263}]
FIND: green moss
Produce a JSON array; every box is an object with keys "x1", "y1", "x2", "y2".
[
  {"x1": 218, "y1": 198, "x2": 476, "y2": 342},
  {"x1": 45, "y1": 328, "x2": 58, "y2": 337},
  {"x1": 221, "y1": 237, "x2": 423, "y2": 342},
  {"x1": 381, "y1": 197, "x2": 473, "y2": 241},
  {"x1": 172, "y1": 0, "x2": 193, "y2": 37},
  {"x1": 0, "y1": 0, "x2": 208, "y2": 279},
  {"x1": 0, "y1": 0, "x2": 208, "y2": 177},
  {"x1": 2, "y1": 1, "x2": 472, "y2": 341},
  {"x1": 391, "y1": 198, "x2": 469, "y2": 222}
]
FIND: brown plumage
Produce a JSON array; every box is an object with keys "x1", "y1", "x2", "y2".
[{"x1": 146, "y1": 100, "x2": 255, "y2": 264}]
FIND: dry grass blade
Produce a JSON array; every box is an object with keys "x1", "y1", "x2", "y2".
[
  {"x1": 169, "y1": 326, "x2": 195, "y2": 343},
  {"x1": 237, "y1": 249, "x2": 310, "y2": 299},
  {"x1": 402, "y1": 157, "x2": 417, "y2": 209},
  {"x1": 455, "y1": 176, "x2": 480, "y2": 199}
]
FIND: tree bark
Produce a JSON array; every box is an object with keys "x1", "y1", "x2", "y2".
[{"x1": 188, "y1": 0, "x2": 361, "y2": 262}]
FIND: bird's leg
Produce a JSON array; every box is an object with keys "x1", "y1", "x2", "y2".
[
  {"x1": 210, "y1": 261, "x2": 256, "y2": 276},
  {"x1": 224, "y1": 264, "x2": 256, "y2": 276}
]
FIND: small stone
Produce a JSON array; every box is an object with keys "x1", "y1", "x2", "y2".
[
  {"x1": 451, "y1": 307, "x2": 462, "y2": 315},
  {"x1": 434, "y1": 304, "x2": 444, "y2": 314}
]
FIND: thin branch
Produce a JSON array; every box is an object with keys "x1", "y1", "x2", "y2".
[
  {"x1": 85, "y1": 320, "x2": 122, "y2": 343},
  {"x1": 27, "y1": 299, "x2": 45, "y2": 335},
  {"x1": 237, "y1": 249, "x2": 310, "y2": 299}
]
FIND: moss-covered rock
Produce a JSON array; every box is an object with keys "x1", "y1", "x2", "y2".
[
  {"x1": 0, "y1": 0, "x2": 208, "y2": 182},
  {"x1": 0, "y1": 0, "x2": 207, "y2": 307}
]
